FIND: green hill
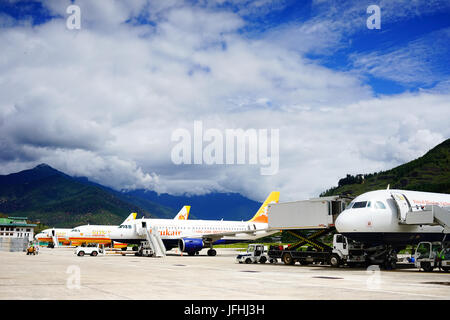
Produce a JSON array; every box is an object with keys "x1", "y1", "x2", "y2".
[
  {"x1": 0, "y1": 164, "x2": 174, "y2": 227},
  {"x1": 321, "y1": 138, "x2": 450, "y2": 198}
]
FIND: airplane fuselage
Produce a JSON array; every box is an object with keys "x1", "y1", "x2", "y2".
[
  {"x1": 110, "y1": 218, "x2": 276, "y2": 249},
  {"x1": 335, "y1": 189, "x2": 450, "y2": 246}
]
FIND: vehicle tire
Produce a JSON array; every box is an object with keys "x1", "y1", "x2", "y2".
[
  {"x1": 299, "y1": 260, "x2": 309, "y2": 266},
  {"x1": 259, "y1": 256, "x2": 267, "y2": 264},
  {"x1": 245, "y1": 258, "x2": 252, "y2": 264},
  {"x1": 78, "y1": 251, "x2": 85, "y2": 257},
  {"x1": 282, "y1": 253, "x2": 294, "y2": 265},
  {"x1": 269, "y1": 258, "x2": 277, "y2": 264},
  {"x1": 421, "y1": 262, "x2": 433, "y2": 272},
  {"x1": 91, "y1": 251, "x2": 98, "y2": 256},
  {"x1": 188, "y1": 251, "x2": 196, "y2": 256},
  {"x1": 442, "y1": 267, "x2": 450, "y2": 272},
  {"x1": 329, "y1": 254, "x2": 341, "y2": 268}
]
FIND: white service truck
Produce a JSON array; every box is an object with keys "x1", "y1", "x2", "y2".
[
  {"x1": 268, "y1": 233, "x2": 366, "y2": 267},
  {"x1": 75, "y1": 244, "x2": 105, "y2": 257},
  {"x1": 236, "y1": 244, "x2": 277, "y2": 264},
  {"x1": 414, "y1": 241, "x2": 450, "y2": 272}
]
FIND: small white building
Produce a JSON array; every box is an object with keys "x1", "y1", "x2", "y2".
[{"x1": 0, "y1": 217, "x2": 36, "y2": 251}]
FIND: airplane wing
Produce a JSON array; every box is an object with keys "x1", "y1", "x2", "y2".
[{"x1": 198, "y1": 228, "x2": 271, "y2": 243}]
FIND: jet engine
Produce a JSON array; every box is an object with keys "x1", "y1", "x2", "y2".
[{"x1": 178, "y1": 238, "x2": 204, "y2": 255}]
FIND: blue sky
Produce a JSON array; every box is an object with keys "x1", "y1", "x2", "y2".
[
  {"x1": 0, "y1": 0, "x2": 449, "y2": 201},
  {"x1": 1, "y1": 1, "x2": 449, "y2": 95}
]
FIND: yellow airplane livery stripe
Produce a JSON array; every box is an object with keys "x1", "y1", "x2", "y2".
[{"x1": 248, "y1": 191, "x2": 280, "y2": 223}]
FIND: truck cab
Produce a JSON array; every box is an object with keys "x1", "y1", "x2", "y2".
[{"x1": 330, "y1": 234, "x2": 366, "y2": 267}]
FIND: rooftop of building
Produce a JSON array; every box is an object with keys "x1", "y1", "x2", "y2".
[{"x1": 0, "y1": 217, "x2": 37, "y2": 227}]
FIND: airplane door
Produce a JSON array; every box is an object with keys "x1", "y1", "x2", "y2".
[{"x1": 391, "y1": 192, "x2": 411, "y2": 221}]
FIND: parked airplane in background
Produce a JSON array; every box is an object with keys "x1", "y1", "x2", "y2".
[
  {"x1": 35, "y1": 228, "x2": 72, "y2": 247},
  {"x1": 68, "y1": 213, "x2": 137, "y2": 248},
  {"x1": 69, "y1": 206, "x2": 191, "y2": 248},
  {"x1": 335, "y1": 188, "x2": 450, "y2": 267},
  {"x1": 110, "y1": 192, "x2": 280, "y2": 256}
]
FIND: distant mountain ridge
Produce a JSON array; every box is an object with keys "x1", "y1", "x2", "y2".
[
  {"x1": 0, "y1": 164, "x2": 263, "y2": 227},
  {"x1": 123, "y1": 189, "x2": 261, "y2": 221},
  {"x1": 321, "y1": 138, "x2": 450, "y2": 198},
  {"x1": 0, "y1": 164, "x2": 171, "y2": 227}
]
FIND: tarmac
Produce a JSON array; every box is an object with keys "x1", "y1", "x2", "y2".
[{"x1": 0, "y1": 247, "x2": 449, "y2": 300}]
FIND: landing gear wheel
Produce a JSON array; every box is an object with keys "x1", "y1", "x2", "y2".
[
  {"x1": 282, "y1": 253, "x2": 294, "y2": 265},
  {"x1": 188, "y1": 251, "x2": 196, "y2": 256},
  {"x1": 207, "y1": 249, "x2": 217, "y2": 256}
]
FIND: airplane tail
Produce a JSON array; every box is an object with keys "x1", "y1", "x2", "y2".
[
  {"x1": 121, "y1": 212, "x2": 137, "y2": 225},
  {"x1": 174, "y1": 206, "x2": 190, "y2": 220},
  {"x1": 248, "y1": 191, "x2": 280, "y2": 224}
]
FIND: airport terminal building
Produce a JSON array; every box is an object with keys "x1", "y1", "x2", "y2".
[{"x1": 0, "y1": 217, "x2": 36, "y2": 252}]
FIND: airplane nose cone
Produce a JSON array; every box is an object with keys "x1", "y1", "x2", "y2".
[{"x1": 335, "y1": 210, "x2": 350, "y2": 233}]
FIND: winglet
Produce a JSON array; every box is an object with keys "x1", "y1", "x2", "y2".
[
  {"x1": 174, "y1": 206, "x2": 190, "y2": 220},
  {"x1": 248, "y1": 191, "x2": 280, "y2": 223}
]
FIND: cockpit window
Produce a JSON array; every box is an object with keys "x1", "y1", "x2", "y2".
[
  {"x1": 375, "y1": 201, "x2": 386, "y2": 209},
  {"x1": 352, "y1": 201, "x2": 368, "y2": 209}
]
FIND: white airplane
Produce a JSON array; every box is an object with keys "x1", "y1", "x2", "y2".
[
  {"x1": 335, "y1": 189, "x2": 450, "y2": 266},
  {"x1": 68, "y1": 213, "x2": 137, "y2": 248},
  {"x1": 35, "y1": 228, "x2": 72, "y2": 247},
  {"x1": 110, "y1": 192, "x2": 280, "y2": 256},
  {"x1": 68, "y1": 206, "x2": 191, "y2": 248}
]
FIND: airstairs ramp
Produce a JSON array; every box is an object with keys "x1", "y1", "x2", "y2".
[
  {"x1": 137, "y1": 221, "x2": 166, "y2": 257},
  {"x1": 400, "y1": 205, "x2": 450, "y2": 233}
]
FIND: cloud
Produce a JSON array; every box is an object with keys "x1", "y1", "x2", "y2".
[
  {"x1": 0, "y1": 1, "x2": 449, "y2": 203},
  {"x1": 351, "y1": 28, "x2": 450, "y2": 87}
]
